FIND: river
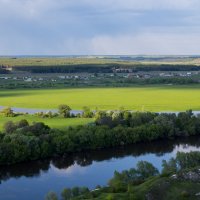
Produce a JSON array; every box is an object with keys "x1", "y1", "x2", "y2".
[
  {"x1": 1, "y1": 106, "x2": 200, "y2": 116},
  {"x1": 0, "y1": 106, "x2": 82, "y2": 115},
  {"x1": 0, "y1": 137, "x2": 200, "y2": 200}
]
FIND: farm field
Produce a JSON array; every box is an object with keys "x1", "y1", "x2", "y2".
[
  {"x1": 0, "y1": 56, "x2": 200, "y2": 66},
  {"x1": 0, "y1": 115, "x2": 94, "y2": 130},
  {"x1": 1, "y1": 85, "x2": 200, "y2": 111}
]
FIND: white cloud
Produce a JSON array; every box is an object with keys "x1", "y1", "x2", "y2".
[
  {"x1": 1, "y1": 30, "x2": 200, "y2": 55},
  {"x1": 89, "y1": 32, "x2": 200, "y2": 55},
  {"x1": 0, "y1": 0, "x2": 199, "y2": 19}
]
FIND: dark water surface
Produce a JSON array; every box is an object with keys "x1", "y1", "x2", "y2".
[{"x1": 0, "y1": 137, "x2": 200, "y2": 200}]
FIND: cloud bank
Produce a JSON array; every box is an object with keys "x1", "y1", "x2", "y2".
[{"x1": 0, "y1": 0, "x2": 200, "y2": 55}]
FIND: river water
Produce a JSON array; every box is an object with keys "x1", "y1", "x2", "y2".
[
  {"x1": 0, "y1": 106, "x2": 82, "y2": 115},
  {"x1": 0, "y1": 137, "x2": 200, "y2": 200},
  {"x1": 1, "y1": 106, "x2": 200, "y2": 116}
]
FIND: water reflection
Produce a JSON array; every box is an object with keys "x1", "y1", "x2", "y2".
[{"x1": 1, "y1": 136, "x2": 200, "y2": 183}]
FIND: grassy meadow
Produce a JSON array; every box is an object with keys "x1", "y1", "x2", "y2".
[
  {"x1": 0, "y1": 85, "x2": 200, "y2": 111},
  {"x1": 0, "y1": 115, "x2": 94, "y2": 130}
]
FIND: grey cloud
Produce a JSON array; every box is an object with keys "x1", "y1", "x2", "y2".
[{"x1": 0, "y1": 0, "x2": 200, "y2": 54}]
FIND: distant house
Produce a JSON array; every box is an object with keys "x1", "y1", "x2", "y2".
[
  {"x1": 58, "y1": 76, "x2": 65, "y2": 79},
  {"x1": 24, "y1": 78, "x2": 32, "y2": 82}
]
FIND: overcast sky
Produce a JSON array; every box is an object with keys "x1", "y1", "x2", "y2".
[{"x1": 1, "y1": 0, "x2": 200, "y2": 55}]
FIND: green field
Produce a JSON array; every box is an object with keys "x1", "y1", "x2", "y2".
[
  {"x1": 0, "y1": 56, "x2": 200, "y2": 66},
  {"x1": 1, "y1": 85, "x2": 200, "y2": 111},
  {"x1": 0, "y1": 115, "x2": 94, "y2": 130}
]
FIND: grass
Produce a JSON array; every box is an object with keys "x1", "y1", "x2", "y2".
[
  {"x1": 131, "y1": 177, "x2": 200, "y2": 200},
  {"x1": 75, "y1": 176, "x2": 200, "y2": 200},
  {"x1": 1, "y1": 85, "x2": 200, "y2": 111},
  {"x1": 0, "y1": 57, "x2": 128, "y2": 67},
  {"x1": 0, "y1": 115, "x2": 94, "y2": 130}
]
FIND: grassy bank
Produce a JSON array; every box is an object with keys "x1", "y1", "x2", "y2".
[{"x1": 0, "y1": 115, "x2": 94, "y2": 130}]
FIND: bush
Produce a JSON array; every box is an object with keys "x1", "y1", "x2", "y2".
[
  {"x1": 45, "y1": 191, "x2": 58, "y2": 200},
  {"x1": 3, "y1": 121, "x2": 16, "y2": 134},
  {"x1": 1, "y1": 107, "x2": 15, "y2": 117},
  {"x1": 58, "y1": 105, "x2": 71, "y2": 118}
]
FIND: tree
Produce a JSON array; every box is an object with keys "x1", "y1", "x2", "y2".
[
  {"x1": 162, "y1": 158, "x2": 177, "y2": 175},
  {"x1": 29, "y1": 122, "x2": 50, "y2": 136},
  {"x1": 106, "y1": 194, "x2": 114, "y2": 200},
  {"x1": 58, "y1": 105, "x2": 71, "y2": 118},
  {"x1": 3, "y1": 121, "x2": 16, "y2": 134},
  {"x1": 17, "y1": 119, "x2": 29, "y2": 129},
  {"x1": 1, "y1": 107, "x2": 15, "y2": 117},
  {"x1": 61, "y1": 188, "x2": 72, "y2": 200},
  {"x1": 94, "y1": 111, "x2": 107, "y2": 121},
  {"x1": 136, "y1": 161, "x2": 159, "y2": 179},
  {"x1": 71, "y1": 187, "x2": 80, "y2": 197},
  {"x1": 82, "y1": 106, "x2": 94, "y2": 118},
  {"x1": 79, "y1": 187, "x2": 90, "y2": 195},
  {"x1": 45, "y1": 191, "x2": 58, "y2": 200}
]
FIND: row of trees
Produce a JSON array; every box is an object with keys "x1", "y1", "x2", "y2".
[
  {"x1": 45, "y1": 187, "x2": 90, "y2": 200},
  {"x1": 0, "y1": 110, "x2": 200, "y2": 165},
  {"x1": 34, "y1": 105, "x2": 94, "y2": 118},
  {"x1": 13, "y1": 64, "x2": 113, "y2": 73},
  {"x1": 13, "y1": 64, "x2": 200, "y2": 74},
  {"x1": 0, "y1": 105, "x2": 94, "y2": 119}
]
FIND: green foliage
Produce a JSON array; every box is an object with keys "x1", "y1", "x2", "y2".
[
  {"x1": 106, "y1": 194, "x2": 114, "y2": 200},
  {"x1": 176, "y1": 151, "x2": 200, "y2": 170},
  {"x1": 136, "y1": 161, "x2": 159, "y2": 179},
  {"x1": 82, "y1": 106, "x2": 94, "y2": 118},
  {"x1": 3, "y1": 121, "x2": 16, "y2": 134},
  {"x1": 45, "y1": 191, "x2": 58, "y2": 200},
  {"x1": 16, "y1": 119, "x2": 29, "y2": 128},
  {"x1": 162, "y1": 151, "x2": 200, "y2": 175},
  {"x1": 162, "y1": 158, "x2": 177, "y2": 175},
  {"x1": 58, "y1": 105, "x2": 71, "y2": 118},
  {"x1": 108, "y1": 161, "x2": 158, "y2": 192},
  {"x1": 1, "y1": 107, "x2": 15, "y2": 117},
  {"x1": 61, "y1": 188, "x2": 72, "y2": 200},
  {"x1": 1, "y1": 111, "x2": 200, "y2": 165},
  {"x1": 60, "y1": 187, "x2": 90, "y2": 200}
]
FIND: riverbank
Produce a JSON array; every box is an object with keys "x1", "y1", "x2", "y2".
[{"x1": 0, "y1": 115, "x2": 93, "y2": 130}]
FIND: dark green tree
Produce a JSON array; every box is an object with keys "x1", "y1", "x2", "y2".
[{"x1": 3, "y1": 121, "x2": 16, "y2": 134}]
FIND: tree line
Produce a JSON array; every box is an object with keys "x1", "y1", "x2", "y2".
[
  {"x1": 0, "y1": 105, "x2": 94, "y2": 118},
  {"x1": 0, "y1": 110, "x2": 200, "y2": 165},
  {"x1": 12, "y1": 64, "x2": 200, "y2": 73}
]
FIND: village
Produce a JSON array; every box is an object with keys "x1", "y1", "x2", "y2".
[{"x1": 0, "y1": 70, "x2": 199, "y2": 83}]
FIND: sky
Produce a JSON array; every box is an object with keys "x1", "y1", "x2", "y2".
[{"x1": 0, "y1": 0, "x2": 200, "y2": 55}]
